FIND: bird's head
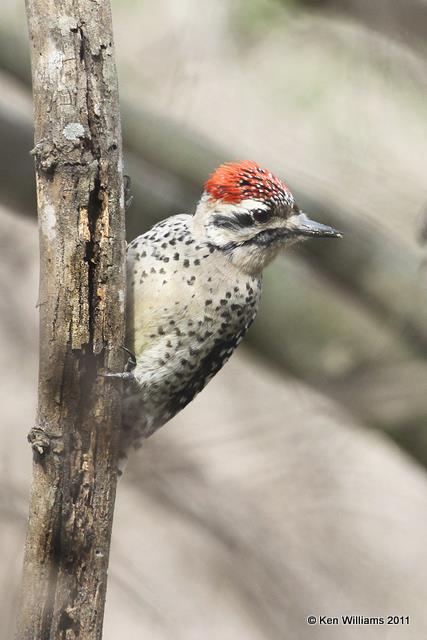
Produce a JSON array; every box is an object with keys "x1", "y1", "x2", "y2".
[{"x1": 194, "y1": 160, "x2": 341, "y2": 274}]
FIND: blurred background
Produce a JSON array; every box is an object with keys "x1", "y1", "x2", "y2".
[{"x1": 1, "y1": 0, "x2": 427, "y2": 638}]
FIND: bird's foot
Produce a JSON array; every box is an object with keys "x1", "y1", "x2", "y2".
[
  {"x1": 103, "y1": 371, "x2": 135, "y2": 381},
  {"x1": 102, "y1": 346, "x2": 137, "y2": 381},
  {"x1": 121, "y1": 345, "x2": 137, "y2": 372}
]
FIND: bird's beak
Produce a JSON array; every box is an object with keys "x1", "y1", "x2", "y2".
[{"x1": 287, "y1": 212, "x2": 342, "y2": 239}]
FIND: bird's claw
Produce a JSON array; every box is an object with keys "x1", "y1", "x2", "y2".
[
  {"x1": 102, "y1": 346, "x2": 137, "y2": 381},
  {"x1": 121, "y1": 345, "x2": 137, "y2": 372},
  {"x1": 103, "y1": 371, "x2": 135, "y2": 381},
  {"x1": 124, "y1": 175, "x2": 133, "y2": 211}
]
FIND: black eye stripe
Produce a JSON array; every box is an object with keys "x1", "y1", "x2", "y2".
[
  {"x1": 212, "y1": 213, "x2": 255, "y2": 230},
  {"x1": 212, "y1": 201, "x2": 295, "y2": 231}
]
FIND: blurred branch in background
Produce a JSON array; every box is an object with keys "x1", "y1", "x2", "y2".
[
  {"x1": 299, "y1": 0, "x2": 427, "y2": 52},
  {"x1": 0, "y1": 74, "x2": 35, "y2": 214},
  {"x1": 0, "y1": 0, "x2": 426, "y2": 468}
]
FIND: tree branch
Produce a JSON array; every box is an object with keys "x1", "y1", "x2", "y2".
[{"x1": 16, "y1": 1, "x2": 126, "y2": 638}]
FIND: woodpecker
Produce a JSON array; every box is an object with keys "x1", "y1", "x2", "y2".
[{"x1": 114, "y1": 161, "x2": 341, "y2": 451}]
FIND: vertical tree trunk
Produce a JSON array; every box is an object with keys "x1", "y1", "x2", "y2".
[{"x1": 16, "y1": 1, "x2": 126, "y2": 638}]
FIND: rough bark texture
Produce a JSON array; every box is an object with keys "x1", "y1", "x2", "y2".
[{"x1": 16, "y1": 1, "x2": 126, "y2": 639}]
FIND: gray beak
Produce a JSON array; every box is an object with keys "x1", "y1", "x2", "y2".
[{"x1": 287, "y1": 212, "x2": 342, "y2": 239}]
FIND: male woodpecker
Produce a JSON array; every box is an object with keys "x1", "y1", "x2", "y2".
[{"x1": 112, "y1": 161, "x2": 341, "y2": 451}]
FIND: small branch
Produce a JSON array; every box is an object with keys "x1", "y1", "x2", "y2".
[{"x1": 16, "y1": 1, "x2": 126, "y2": 639}]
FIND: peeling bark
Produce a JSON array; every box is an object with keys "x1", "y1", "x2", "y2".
[{"x1": 16, "y1": 1, "x2": 126, "y2": 639}]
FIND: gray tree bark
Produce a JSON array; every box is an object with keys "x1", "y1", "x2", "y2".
[{"x1": 15, "y1": 1, "x2": 126, "y2": 639}]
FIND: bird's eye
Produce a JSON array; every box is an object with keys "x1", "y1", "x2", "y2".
[{"x1": 253, "y1": 208, "x2": 270, "y2": 223}]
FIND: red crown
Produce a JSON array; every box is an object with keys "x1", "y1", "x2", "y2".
[{"x1": 204, "y1": 160, "x2": 291, "y2": 205}]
